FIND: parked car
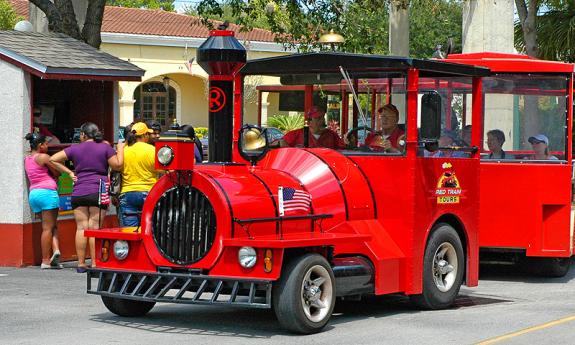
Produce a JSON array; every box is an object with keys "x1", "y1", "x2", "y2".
[
  {"x1": 265, "y1": 126, "x2": 284, "y2": 144},
  {"x1": 199, "y1": 135, "x2": 208, "y2": 161}
]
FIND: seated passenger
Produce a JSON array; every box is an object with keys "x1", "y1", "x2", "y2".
[
  {"x1": 485, "y1": 129, "x2": 514, "y2": 159},
  {"x1": 280, "y1": 106, "x2": 344, "y2": 149},
  {"x1": 427, "y1": 130, "x2": 466, "y2": 158},
  {"x1": 528, "y1": 134, "x2": 558, "y2": 160},
  {"x1": 365, "y1": 103, "x2": 405, "y2": 153}
]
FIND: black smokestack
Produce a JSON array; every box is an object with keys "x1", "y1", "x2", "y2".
[{"x1": 197, "y1": 29, "x2": 246, "y2": 162}]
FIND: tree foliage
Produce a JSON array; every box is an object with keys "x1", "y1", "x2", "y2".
[
  {"x1": 0, "y1": 0, "x2": 23, "y2": 30},
  {"x1": 194, "y1": 0, "x2": 462, "y2": 57},
  {"x1": 410, "y1": 0, "x2": 462, "y2": 58},
  {"x1": 515, "y1": 0, "x2": 575, "y2": 61},
  {"x1": 266, "y1": 114, "x2": 305, "y2": 132},
  {"x1": 106, "y1": 0, "x2": 175, "y2": 11}
]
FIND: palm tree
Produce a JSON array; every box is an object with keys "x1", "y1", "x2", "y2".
[
  {"x1": 515, "y1": 1, "x2": 575, "y2": 62},
  {"x1": 537, "y1": 2, "x2": 575, "y2": 62}
]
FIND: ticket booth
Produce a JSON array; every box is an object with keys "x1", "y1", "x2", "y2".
[{"x1": 0, "y1": 30, "x2": 144, "y2": 266}]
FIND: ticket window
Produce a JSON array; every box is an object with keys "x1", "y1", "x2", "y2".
[{"x1": 32, "y1": 78, "x2": 115, "y2": 147}]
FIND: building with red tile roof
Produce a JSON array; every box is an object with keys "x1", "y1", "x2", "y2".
[{"x1": 9, "y1": 0, "x2": 289, "y2": 128}]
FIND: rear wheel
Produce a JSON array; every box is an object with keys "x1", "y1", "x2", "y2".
[
  {"x1": 521, "y1": 257, "x2": 571, "y2": 278},
  {"x1": 101, "y1": 296, "x2": 156, "y2": 317},
  {"x1": 410, "y1": 223, "x2": 464, "y2": 309},
  {"x1": 273, "y1": 254, "x2": 335, "y2": 334}
]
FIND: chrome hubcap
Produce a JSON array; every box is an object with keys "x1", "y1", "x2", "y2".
[
  {"x1": 301, "y1": 265, "x2": 333, "y2": 323},
  {"x1": 433, "y1": 242, "x2": 458, "y2": 292}
]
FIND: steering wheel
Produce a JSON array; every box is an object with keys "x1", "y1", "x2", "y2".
[{"x1": 345, "y1": 126, "x2": 375, "y2": 149}]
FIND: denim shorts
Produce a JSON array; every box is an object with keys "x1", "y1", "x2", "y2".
[
  {"x1": 118, "y1": 191, "x2": 148, "y2": 227},
  {"x1": 29, "y1": 189, "x2": 59, "y2": 213}
]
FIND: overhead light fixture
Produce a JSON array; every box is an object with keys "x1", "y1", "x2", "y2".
[
  {"x1": 318, "y1": 29, "x2": 345, "y2": 51},
  {"x1": 162, "y1": 76, "x2": 170, "y2": 91}
]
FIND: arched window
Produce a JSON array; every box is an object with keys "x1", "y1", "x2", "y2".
[{"x1": 133, "y1": 82, "x2": 176, "y2": 128}]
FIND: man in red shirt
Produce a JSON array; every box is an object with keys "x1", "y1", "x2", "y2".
[
  {"x1": 365, "y1": 103, "x2": 404, "y2": 153},
  {"x1": 280, "y1": 106, "x2": 344, "y2": 149}
]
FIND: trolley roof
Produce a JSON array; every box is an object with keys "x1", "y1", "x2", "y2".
[
  {"x1": 446, "y1": 52, "x2": 575, "y2": 73},
  {"x1": 241, "y1": 52, "x2": 491, "y2": 79}
]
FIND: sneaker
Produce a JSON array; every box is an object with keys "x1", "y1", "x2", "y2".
[
  {"x1": 41, "y1": 263, "x2": 63, "y2": 269},
  {"x1": 49, "y1": 250, "x2": 61, "y2": 267}
]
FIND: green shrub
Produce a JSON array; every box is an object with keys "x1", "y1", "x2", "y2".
[
  {"x1": 266, "y1": 114, "x2": 304, "y2": 132},
  {"x1": 195, "y1": 127, "x2": 208, "y2": 139}
]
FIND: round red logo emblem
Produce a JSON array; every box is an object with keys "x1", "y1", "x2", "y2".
[{"x1": 209, "y1": 86, "x2": 226, "y2": 112}]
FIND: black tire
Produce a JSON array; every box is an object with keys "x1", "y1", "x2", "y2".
[
  {"x1": 273, "y1": 254, "x2": 336, "y2": 334},
  {"x1": 521, "y1": 257, "x2": 571, "y2": 278},
  {"x1": 101, "y1": 296, "x2": 155, "y2": 317},
  {"x1": 410, "y1": 223, "x2": 464, "y2": 309}
]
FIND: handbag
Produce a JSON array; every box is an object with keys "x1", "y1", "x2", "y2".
[{"x1": 109, "y1": 170, "x2": 122, "y2": 198}]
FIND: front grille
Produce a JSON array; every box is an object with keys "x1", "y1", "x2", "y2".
[{"x1": 152, "y1": 185, "x2": 216, "y2": 265}]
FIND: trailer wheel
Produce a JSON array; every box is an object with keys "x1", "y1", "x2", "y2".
[
  {"x1": 522, "y1": 257, "x2": 571, "y2": 278},
  {"x1": 410, "y1": 223, "x2": 464, "y2": 309},
  {"x1": 101, "y1": 296, "x2": 156, "y2": 317},
  {"x1": 273, "y1": 254, "x2": 335, "y2": 334}
]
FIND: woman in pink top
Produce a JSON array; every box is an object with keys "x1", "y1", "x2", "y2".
[{"x1": 24, "y1": 133, "x2": 71, "y2": 269}]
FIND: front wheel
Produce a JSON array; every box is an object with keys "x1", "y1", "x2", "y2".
[
  {"x1": 101, "y1": 296, "x2": 156, "y2": 317},
  {"x1": 273, "y1": 254, "x2": 335, "y2": 334},
  {"x1": 410, "y1": 223, "x2": 464, "y2": 309}
]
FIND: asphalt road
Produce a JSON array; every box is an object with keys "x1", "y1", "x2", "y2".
[{"x1": 1, "y1": 260, "x2": 575, "y2": 345}]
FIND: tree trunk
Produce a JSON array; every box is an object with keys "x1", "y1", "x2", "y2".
[
  {"x1": 29, "y1": 0, "x2": 104, "y2": 49},
  {"x1": 54, "y1": 0, "x2": 81, "y2": 40},
  {"x1": 515, "y1": 0, "x2": 539, "y2": 58},
  {"x1": 389, "y1": 0, "x2": 410, "y2": 56},
  {"x1": 82, "y1": 0, "x2": 106, "y2": 49},
  {"x1": 29, "y1": 0, "x2": 63, "y2": 33}
]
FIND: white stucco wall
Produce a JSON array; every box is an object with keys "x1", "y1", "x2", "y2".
[
  {"x1": 0, "y1": 61, "x2": 31, "y2": 224},
  {"x1": 462, "y1": 0, "x2": 515, "y2": 53}
]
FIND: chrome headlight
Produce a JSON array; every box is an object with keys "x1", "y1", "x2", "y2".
[
  {"x1": 113, "y1": 240, "x2": 129, "y2": 260},
  {"x1": 157, "y1": 145, "x2": 174, "y2": 166},
  {"x1": 238, "y1": 246, "x2": 257, "y2": 268}
]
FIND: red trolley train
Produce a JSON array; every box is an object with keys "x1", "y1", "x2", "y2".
[{"x1": 85, "y1": 30, "x2": 571, "y2": 334}]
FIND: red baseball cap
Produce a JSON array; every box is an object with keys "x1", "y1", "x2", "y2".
[{"x1": 305, "y1": 106, "x2": 325, "y2": 119}]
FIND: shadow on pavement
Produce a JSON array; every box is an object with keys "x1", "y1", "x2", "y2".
[
  {"x1": 90, "y1": 305, "x2": 279, "y2": 338},
  {"x1": 89, "y1": 291, "x2": 511, "y2": 336},
  {"x1": 479, "y1": 257, "x2": 575, "y2": 284}
]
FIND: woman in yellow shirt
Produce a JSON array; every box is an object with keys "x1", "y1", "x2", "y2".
[{"x1": 118, "y1": 122, "x2": 162, "y2": 226}]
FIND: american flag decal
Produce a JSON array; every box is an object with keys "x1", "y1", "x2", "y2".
[
  {"x1": 98, "y1": 178, "x2": 111, "y2": 206},
  {"x1": 278, "y1": 186, "x2": 312, "y2": 216}
]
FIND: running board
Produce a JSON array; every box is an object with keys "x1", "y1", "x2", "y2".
[{"x1": 87, "y1": 268, "x2": 272, "y2": 308}]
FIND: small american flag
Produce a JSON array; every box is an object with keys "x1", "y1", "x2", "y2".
[
  {"x1": 278, "y1": 186, "x2": 312, "y2": 216},
  {"x1": 98, "y1": 178, "x2": 110, "y2": 206}
]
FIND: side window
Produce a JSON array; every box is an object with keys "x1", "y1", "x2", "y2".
[
  {"x1": 482, "y1": 75, "x2": 568, "y2": 162},
  {"x1": 418, "y1": 77, "x2": 473, "y2": 158},
  {"x1": 339, "y1": 77, "x2": 408, "y2": 156}
]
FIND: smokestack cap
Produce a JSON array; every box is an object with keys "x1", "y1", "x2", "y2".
[{"x1": 197, "y1": 30, "x2": 246, "y2": 76}]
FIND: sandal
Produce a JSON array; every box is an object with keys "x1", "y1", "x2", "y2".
[{"x1": 76, "y1": 266, "x2": 89, "y2": 273}]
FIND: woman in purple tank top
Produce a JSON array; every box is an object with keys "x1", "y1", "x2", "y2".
[
  {"x1": 24, "y1": 132, "x2": 72, "y2": 269},
  {"x1": 50, "y1": 123, "x2": 124, "y2": 272}
]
